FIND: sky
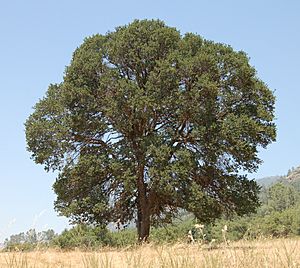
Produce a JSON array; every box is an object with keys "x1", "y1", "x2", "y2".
[{"x1": 0, "y1": 0, "x2": 299, "y2": 242}]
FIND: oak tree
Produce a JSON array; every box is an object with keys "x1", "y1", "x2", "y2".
[{"x1": 25, "y1": 20, "x2": 276, "y2": 241}]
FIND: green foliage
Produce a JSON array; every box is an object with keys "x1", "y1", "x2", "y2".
[
  {"x1": 5, "y1": 183, "x2": 300, "y2": 251},
  {"x1": 51, "y1": 225, "x2": 112, "y2": 249},
  {"x1": 4, "y1": 242, "x2": 36, "y2": 252},
  {"x1": 109, "y1": 229, "x2": 137, "y2": 247},
  {"x1": 50, "y1": 222, "x2": 197, "y2": 248},
  {"x1": 25, "y1": 19, "x2": 276, "y2": 240},
  {"x1": 258, "y1": 182, "x2": 300, "y2": 216},
  {"x1": 51, "y1": 225, "x2": 139, "y2": 249},
  {"x1": 4, "y1": 229, "x2": 57, "y2": 251},
  {"x1": 150, "y1": 218, "x2": 194, "y2": 243},
  {"x1": 267, "y1": 183, "x2": 300, "y2": 212},
  {"x1": 209, "y1": 216, "x2": 250, "y2": 241},
  {"x1": 208, "y1": 182, "x2": 300, "y2": 241}
]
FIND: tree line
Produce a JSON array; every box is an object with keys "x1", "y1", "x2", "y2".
[{"x1": 4, "y1": 179, "x2": 300, "y2": 250}]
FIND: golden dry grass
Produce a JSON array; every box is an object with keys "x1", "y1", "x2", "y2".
[{"x1": 0, "y1": 238, "x2": 300, "y2": 268}]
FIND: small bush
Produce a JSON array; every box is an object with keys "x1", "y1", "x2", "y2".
[
  {"x1": 51, "y1": 224, "x2": 113, "y2": 249},
  {"x1": 110, "y1": 229, "x2": 137, "y2": 247}
]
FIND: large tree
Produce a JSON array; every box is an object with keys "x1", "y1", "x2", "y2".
[{"x1": 25, "y1": 20, "x2": 276, "y2": 241}]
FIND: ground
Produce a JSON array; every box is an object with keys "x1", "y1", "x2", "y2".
[{"x1": 1, "y1": 238, "x2": 299, "y2": 267}]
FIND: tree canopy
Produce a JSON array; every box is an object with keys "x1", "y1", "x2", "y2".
[{"x1": 25, "y1": 19, "x2": 276, "y2": 241}]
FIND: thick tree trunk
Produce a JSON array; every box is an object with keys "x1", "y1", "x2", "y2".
[
  {"x1": 137, "y1": 205, "x2": 150, "y2": 242},
  {"x1": 136, "y1": 162, "x2": 151, "y2": 242}
]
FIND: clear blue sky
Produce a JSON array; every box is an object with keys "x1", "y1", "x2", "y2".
[{"x1": 0, "y1": 0, "x2": 299, "y2": 241}]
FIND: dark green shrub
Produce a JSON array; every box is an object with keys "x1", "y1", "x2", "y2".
[
  {"x1": 51, "y1": 225, "x2": 112, "y2": 249},
  {"x1": 110, "y1": 229, "x2": 137, "y2": 247},
  {"x1": 150, "y1": 218, "x2": 194, "y2": 244}
]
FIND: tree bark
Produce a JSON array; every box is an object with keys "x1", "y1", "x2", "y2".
[
  {"x1": 136, "y1": 162, "x2": 151, "y2": 242},
  {"x1": 137, "y1": 204, "x2": 150, "y2": 242}
]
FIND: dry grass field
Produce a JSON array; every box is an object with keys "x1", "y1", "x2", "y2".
[{"x1": 0, "y1": 238, "x2": 299, "y2": 268}]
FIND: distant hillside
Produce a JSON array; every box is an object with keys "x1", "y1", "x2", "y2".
[
  {"x1": 256, "y1": 165, "x2": 300, "y2": 190},
  {"x1": 256, "y1": 176, "x2": 282, "y2": 187},
  {"x1": 287, "y1": 166, "x2": 300, "y2": 181},
  {"x1": 286, "y1": 166, "x2": 300, "y2": 190}
]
